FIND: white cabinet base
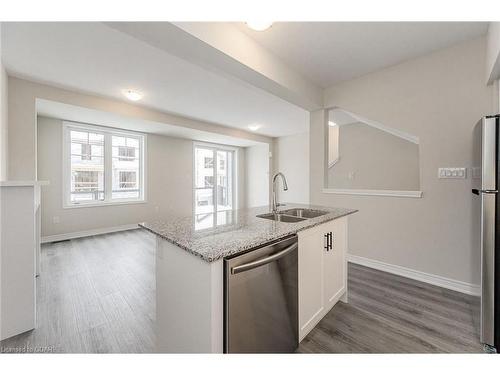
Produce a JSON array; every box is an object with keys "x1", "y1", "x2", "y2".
[
  {"x1": 154, "y1": 215, "x2": 350, "y2": 351},
  {"x1": 156, "y1": 238, "x2": 223, "y2": 353},
  {"x1": 0, "y1": 181, "x2": 47, "y2": 340}
]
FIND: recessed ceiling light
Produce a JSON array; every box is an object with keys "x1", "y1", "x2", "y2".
[
  {"x1": 248, "y1": 124, "x2": 262, "y2": 131},
  {"x1": 122, "y1": 89, "x2": 143, "y2": 101},
  {"x1": 328, "y1": 121, "x2": 338, "y2": 127},
  {"x1": 246, "y1": 21, "x2": 273, "y2": 32}
]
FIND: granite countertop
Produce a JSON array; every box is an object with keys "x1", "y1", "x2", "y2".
[{"x1": 139, "y1": 203, "x2": 357, "y2": 262}]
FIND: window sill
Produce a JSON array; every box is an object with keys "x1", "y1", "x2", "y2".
[
  {"x1": 63, "y1": 199, "x2": 147, "y2": 209},
  {"x1": 322, "y1": 188, "x2": 423, "y2": 198}
]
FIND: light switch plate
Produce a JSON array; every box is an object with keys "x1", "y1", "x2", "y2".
[{"x1": 438, "y1": 167, "x2": 467, "y2": 179}]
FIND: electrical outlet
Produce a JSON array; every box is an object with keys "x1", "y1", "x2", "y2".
[
  {"x1": 438, "y1": 168, "x2": 467, "y2": 179},
  {"x1": 52, "y1": 216, "x2": 60, "y2": 224}
]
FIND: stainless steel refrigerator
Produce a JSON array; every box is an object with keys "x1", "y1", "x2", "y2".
[{"x1": 472, "y1": 114, "x2": 500, "y2": 351}]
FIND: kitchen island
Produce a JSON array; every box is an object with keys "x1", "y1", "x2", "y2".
[{"x1": 140, "y1": 203, "x2": 357, "y2": 353}]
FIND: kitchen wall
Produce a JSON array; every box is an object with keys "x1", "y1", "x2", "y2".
[
  {"x1": 245, "y1": 144, "x2": 269, "y2": 207},
  {"x1": 486, "y1": 22, "x2": 500, "y2": 84},
  {"x1": 0, "y1": 24, "x2": 8, "y2": 180},
  {"x1": 37, "y1": 116, "x2": 248, "y2": 237},
  {"x1": 311, "y1": 37, "x2": 494, "y2": 288},
  {"x1": 275, "y1": 131, "x2": 310, "y2": 204},
  {"x1": 327, "y1": 122, "x2": 420, "y2": 191}
]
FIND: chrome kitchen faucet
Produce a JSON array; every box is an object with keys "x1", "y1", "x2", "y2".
[{"x1": 271, "y1": 172, "x2": 288, "y2": 213}]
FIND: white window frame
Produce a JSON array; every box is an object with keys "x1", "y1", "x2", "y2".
[
  {"x1": 62, "y1": 121, "x2": 147, "y2": 208},
  {"x1": 193, "y1": 142, "x2": 238, "y2": 219}
]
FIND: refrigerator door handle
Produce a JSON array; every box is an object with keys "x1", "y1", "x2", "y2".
[
  {"x1": 479, "y1": 115, "x2": 498, "y2": 347},
  {"x1": 481, "y1": 192, "x2": 496, "y2": 346},
  {"x1": 472, "y1": 189, "x2": 499, "y2": 195}
]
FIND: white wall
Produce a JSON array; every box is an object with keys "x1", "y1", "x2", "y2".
[
  {"x1": 486, "y1": 22, "x2": 500, "y2": 84},
  {"x1": 275, "y1": 132, "x2": 310, "y2": 204},
  {"x1": 328, "y1": 122, "x2": 420, "y2": 191},
  {"x1": 0, "y1": 23, "x2": 8, "y2": 180},
  {"x1": 37, "y1": 116, "x2": 248, "y2": 237},
  {"x1": 245, "y1": 144, "x2": 270, "y2": 207},
  {"x1": 311, "y1": 37, "x2": 494, "y2": 287}
]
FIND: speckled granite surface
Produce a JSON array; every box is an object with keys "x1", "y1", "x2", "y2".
[{"x1": 139, "y1": 203, "x2": 357, "y2": 262}]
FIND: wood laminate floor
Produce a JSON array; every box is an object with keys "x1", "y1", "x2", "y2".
[
  {"x1": 1, "y1": 229, "x2": 483, "y2": 353},
  {"x1": 298, "y1": 263, "x2": 482, "y2": 353},
  {"x1": 0, "y1": 229, "x2": 156, "y2": 353}
]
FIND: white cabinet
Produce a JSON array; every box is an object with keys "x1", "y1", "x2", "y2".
[
  {"x1": 298, "y1": 224, "x2": 324, "y2": 338},
  {"x1": 323, "y1": 218, "x2": 347, "y2": 311},
  {"x1": 298, "y1": 216, "x2": 348, "y2": 341},
  {"x1": 0, "y1": 181, "x2": 48, "y2": 340}
]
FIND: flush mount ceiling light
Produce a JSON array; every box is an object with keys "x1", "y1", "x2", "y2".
[
  {"x1": 122, "y1": 89, "x2": 143, "y2": 101},
  {"x1": 248, "y1": 124, "x2": 262, "y2": 131},
  {"x1": 246, "y1": 21, "x2": 273, "y2": 31},
  {"x1": 328, "y1": 121, "x2": 338, "y2": 127}
]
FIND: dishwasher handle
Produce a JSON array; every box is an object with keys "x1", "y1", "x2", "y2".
[{"x1": 230, "y1": 242, "x2": 298, "y2": 275}]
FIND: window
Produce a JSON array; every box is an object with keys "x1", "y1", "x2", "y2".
[
  {"x1": 63, "y1": 122, "x2": 145, "y2": 207},
  {"x1": 118, "y1": 146, "x2": 136, "y2": 161},
  {"x1": 81, "y1": 143, "x2": 92, "y2": 160},
  {"x1": 204, "y1": 175, "x2": 214, "y2": 188},
  {"x1": 112, "y1": 135, "x2": 141, "y2": 200},
  {"x1": 119, "y1": 171, "x2": 137, "y2": 189},
  {"x1": 204, "y1": 157, "x2": 213, "y2": 168},
  {"x1": 194, "y1": 144, "x2": 235, "y2": 223},
  {"x1": 69, "y1": 129, "x2": 104, "y2": 203}
]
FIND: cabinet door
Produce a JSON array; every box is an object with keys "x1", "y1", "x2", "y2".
[
  {"x1": 323, "y1": 217, "x2": 347, "y2": 310},
  {"x1": 298, "y1": 226, "x2": 324, "y2": 341}
]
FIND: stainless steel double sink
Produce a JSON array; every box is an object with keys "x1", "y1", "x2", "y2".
[{"x1": 256, "y1": 208, "x2": 328, "y2": 222}]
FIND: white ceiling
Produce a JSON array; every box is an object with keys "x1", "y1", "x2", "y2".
[
  {"x1": 2, "y1": 22, "x2": 309, "y2": 138},
  {"x1": 237, "y1": 22, "x2": 489, "y2": 88}
]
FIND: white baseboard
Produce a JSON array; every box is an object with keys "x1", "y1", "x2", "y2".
[
  {"x1": 348, "y1": 254, "x2": 480, "y2": 296},
  {"x1": 41, "y1": 224, "x2": 140, "y2": 243}
]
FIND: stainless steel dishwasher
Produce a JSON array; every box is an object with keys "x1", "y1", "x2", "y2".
[{"x1": 224, "y1": 235, "x2": 298, "y2": 353}]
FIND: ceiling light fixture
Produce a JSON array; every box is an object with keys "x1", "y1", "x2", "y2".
[
  {"x1": 248, "y1": 124, "x2": 262, "y2": 131},
  {"x1": 328, "y1": 121, "x2": 338, "y2": 127},
  {"x1": 122, "y1": 89, "x2": 143, "y2": 101},
  {"x1": 246, "y1": 21, "x2": 273, "y2": 32}
]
